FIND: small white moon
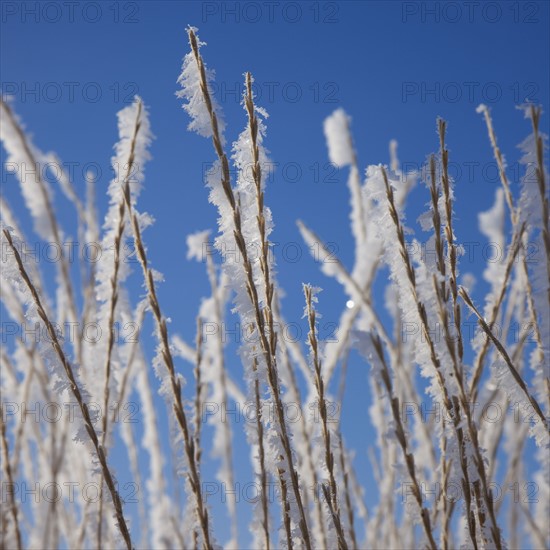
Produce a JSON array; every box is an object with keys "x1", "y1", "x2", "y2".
[{"x1": 346, "y1": 300, "x2": 355, "y2": 309}]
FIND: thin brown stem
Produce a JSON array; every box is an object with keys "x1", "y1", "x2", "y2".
[
  {"x1": 194, "y1": 317, "x2": 205, "y2": 467},
  {"x1": 304, "y1": 285, "x2": 348, "y2": 550},
  {"x1": 460, "y1": 286, "x2": 548, "y2": 432},
  {"x1": 438, "y1": 119, "x2": 464, "y2": 365},
  {"x1": 338, "y1": 436, "x2": 358, "y2": 550},
  {"x1": 469, "y1": 224, "x2": 526, "y2": 402},
  {"x1": 188, "y1": 30, "x2": 311, "y2": 548},
  {"x1": 0, "y1": 99, "x2": 80, "y2": 358},
  {"x1": 252, "y1": 357, "x2": 271, "y2": 550},
  {"x1": 0, "y1": 408, "x2": 22, "y2": 550},
  {"x1": 369, "y1": 334, "x2": 437, "y2": 550},
  {"x1": 382, "y1": 166, "x2": 495, "y2": 549},
  {"x1": 97, "y1": 91, "x2": 144, "y2": 550},
  {"x1": 477, "y1": 105, "x2": 517, "y2": 223},
  {"x1": 120, "y1": 99, "x2": 212, "y2": 550},
  {"x1": 2, "y1": 228, "x2": 133, "y2": 550}
]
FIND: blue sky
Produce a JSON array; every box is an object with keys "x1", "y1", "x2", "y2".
[{"x1": 1, "y1": 1, "x2": 549, "y2": 547}]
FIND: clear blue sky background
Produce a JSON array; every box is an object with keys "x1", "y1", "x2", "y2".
[{"x1": 1, "y1": 1, "x2": 549, "y2": 547}]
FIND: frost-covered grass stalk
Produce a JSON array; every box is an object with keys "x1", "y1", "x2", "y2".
[
  {"x1": 1, "y1": 27, "x2": 549, "y2": 550},
  {"x1": 303, "y1": 285, "x2": 347, "y2": 550}
]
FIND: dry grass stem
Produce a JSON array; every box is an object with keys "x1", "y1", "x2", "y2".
[
  {"x1": 459, "y1": 286, "x2": 548, "y2": 432},
  {"x1": 188, "y1": 28, "x2": 312, "y2": 548},
  {"x1": 304, "y1": 284, "x2": 348, "y2": 550},
  {"x1": 2, "y1": 228, "x2": 133, "y2": 550},
  {"x1": 118, "y1": 100, "x2": 212, "y2": 550}
]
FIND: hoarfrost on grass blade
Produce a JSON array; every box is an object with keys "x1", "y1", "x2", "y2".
[
  {"x1": 0, "y1": 99, "x2": 56, "y2": 241},
  {"x1": 324, "y1": 108, "x2": 354, "y2": 167},
  {"x1": 176, "y1": 27, "x2": 226, "y2": 142}
]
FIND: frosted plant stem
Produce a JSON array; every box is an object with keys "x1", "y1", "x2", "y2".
[
  {"x1": 100, "y1": 122, "x2": 141, "y2": 445},
  {"x1": 480, "y1": 105, "x2": 548, "y2": 412},
  {"x1": 520, "y1": 254, "x2": 546, "y2": 364},
  {"x1": 428, "y1": 155, "x2": 447, "y2": 301},
  {"x1": 471, "y1": 106, "x2": 546, "y2": 401},
  {"x1": 44, "y1": 423, "x2": 68, "y2": 549},
  {"x1": 111, "y1": 304, "x2": 146, "y2": 424},
  {"x1": 0, "y1": 99, "x2": 80, "y2": 360},
  {"x1": 439, "y1": 429, "x2": 454, "y2": 550},
  {"x1": 276, "y1": 315, "x2": 328, "y2": 550},
  {"x1": 494, "y1": 426, "x2": 528, "y2": 515},
  {"x1": 429, "y1": 155, "x2": 462, "y2": 540},
  {"x1": 433, "y1": 274, "x2": 502, "y2": 550},
  {"x1": 338, "y1": 437, "x2": 358, "y2": 549},
  {"x1": 0, "y1": 407, "x2": 22, "y2": 550},
  {"x1": 479, "y1": 104, "x2": 548, "y2": 409},
  {"x1": 49, "y1": 154, "x2": 89, "y2": 367},
  {"x1": 204, "y1": 242, "x2": 238, "y2": 544},
  {"x1": 469, "y1": 224, "x2": 525, "y2": 402},
  {"x1": 303, "y1": 285, "x2": 348, "y2": 550},
  {"x1": 438, "y1": 120, "x2": 464, "y2": 364},
  {"x1": 119, "y1": 101, "x2": 213, "y2": 550},
  {"x1": 460, "y1": 287, "x2": 549, "y2": 432},
  {"x1": 428, "y1": 156, "x2": 457, "y2": 542},
  {"x1": 519, "y1": 499, "x2": 548, "y2": 549},
  {"x1": 2, "y1": 228, "x2": 133, "y2": 550},
  {"x1": 478, "y1": 105, "x2": 516, "y2": 222},
  {"x1": 347, "y1": 458, "x2": 369, "y2": 537},
  {"x1": 278, "y1": 461, "x2": 293, "y2": 550},
  {"x1": 245, "y1": 74, "x2": 318, "y2": 547},
  {"x1": 188, "y1": 30, "x2": 312, "y2": 549},
  {"x1": 369, "y1": 333, "x2": 437, "y2": 550},
  {"x1": 194, "y1": 317, "x2": 205, "y2": 467},
  {"x1": 529, "y1": 106, "x2": 550, "y2": 310},
  {"x1": 381, "y1": 166, "x2": 495, "y2": 549},
  {"x1": 97, "y1": 92, "x2": 144, "y2": 550},
  {"x1": 252, "y1": 358, "x2": 271, "y2": 550},
  {"x1": 474, "y1": 106, "x2": 523, "y2": 392}
]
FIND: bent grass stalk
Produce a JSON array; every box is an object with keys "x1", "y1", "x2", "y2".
[
  {"x1": 2, "y1": 228, "x2": 134, "y2": 550},
  {"x1": 459, "y1": 286, "x2": 548, "y2": 432},
  {"x1": 0, "y1": 100, "x2": 81, "y2": 361},
  {"x1": 469, "y1": 223, "x2": 526, "y2": 402}
]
